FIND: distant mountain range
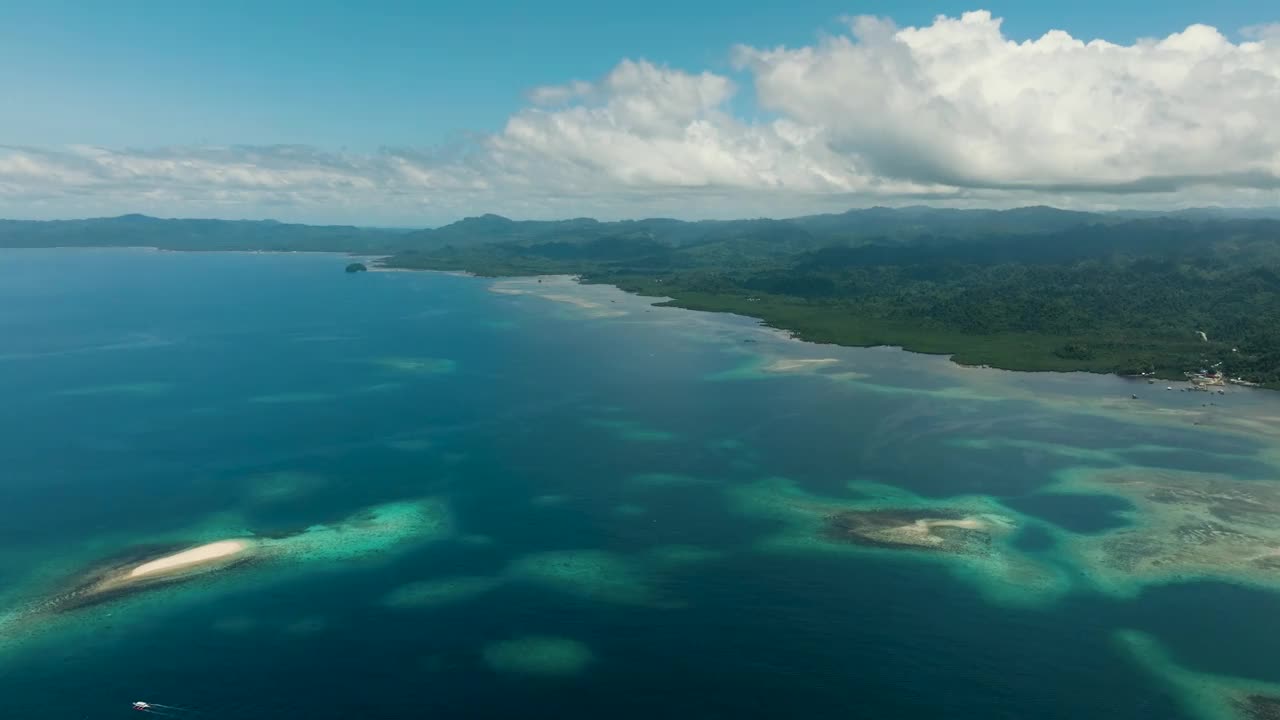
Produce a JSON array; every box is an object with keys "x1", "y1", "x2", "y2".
[
  {"x1": 3, "y1": 206, "x2": 1280, "y2": 253},
  {"x1": 0, "y1": 213, "x2": 402, "y2": 252}
]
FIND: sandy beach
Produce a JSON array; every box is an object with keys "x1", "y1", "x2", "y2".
[
  {"x1": 128, "y1": 540, "x2": 252, "y2": 579},
  {"x1": 489, "y1": 283, "x2": 626, "y2": 317},
  {"x1": 764, "y1": 358, "x2": 839, "y2": 373},
  {"x1": 875, "y1": 517, "x2": 989, "y2": 547}
]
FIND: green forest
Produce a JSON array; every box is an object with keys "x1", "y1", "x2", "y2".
[{"x1": 384, "y1": 215, "x2": 1280, "y2": 387}]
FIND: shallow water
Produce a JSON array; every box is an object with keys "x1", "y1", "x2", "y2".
[{"x1": 1, "y1": 248, "x2": 1278, "y2": 720}]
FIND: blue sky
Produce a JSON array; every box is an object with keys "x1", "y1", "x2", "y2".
[
  {"x1": 1, "y1": 2, "x2": 1277, "y2": 223},
  {"x1": 2, "y1": 0, "x2": 1271, "y2": 149}
]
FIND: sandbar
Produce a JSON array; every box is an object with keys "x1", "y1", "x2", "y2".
[
  {"x1": 128, "y1": 540, "x2": 251, "y2": 579},
  {"x1": 764, "y1": 358, "x2": 839, "y2": 373},
  {"x1": 488, "y1": 281, "x2": 626, "y2": 317},
  {"x1": 826, "y1": 510, "x2": 993, "y2": 551},
  {"x1": 0, "y1": 497, "x2": 455, "y2": 644}
]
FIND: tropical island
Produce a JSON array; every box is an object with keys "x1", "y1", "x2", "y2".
[{"x1": 3, "y1": 207, "x2": 1279, "y2": 386}]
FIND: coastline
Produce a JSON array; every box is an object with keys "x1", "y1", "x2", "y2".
[
  {"x1": 376, "y1": 256, "x2": 1277, "y2": 391},
  {"x1": 2, "y1": 245, "x2": 1266, "y2": 390}
]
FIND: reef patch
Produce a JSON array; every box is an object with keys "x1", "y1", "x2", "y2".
[
  {"x1": 824, "y1": 509, "x2": 995, "y2": 553},
  {"x1": 1054, "y1": 467, "x2": 1280, "y2": 596}
]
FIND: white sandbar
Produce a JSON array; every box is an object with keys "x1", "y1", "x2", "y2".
[
  {"x1": 128, "y1": 540, "x2": 251, "y2": 578},
  {"x1": 764, "y1": 358, "x2": 839, "y2": 372}
]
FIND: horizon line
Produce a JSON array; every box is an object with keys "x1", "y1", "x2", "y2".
[{"x1": 6, "y1": 203, "x2": 1280, "y2": 230}]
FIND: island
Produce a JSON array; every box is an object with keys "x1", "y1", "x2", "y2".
[
  {"x1": 345, "y1": 262, "x2": 368, "y2": 273},
  {"x1": 38, "y1": 539, "x2": 259, "y2": 614},
  {"x1": 824, "y1": 508, "x2": 997, "y2": 553},
  {"x1": 1, "y1": 497, "x2": 453, "y2": 633}
]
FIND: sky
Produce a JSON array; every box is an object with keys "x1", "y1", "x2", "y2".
[{"x1": 1, "y1": 1, "x2": 1278, "y2": 225}]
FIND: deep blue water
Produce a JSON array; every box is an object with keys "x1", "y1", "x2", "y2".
[
  {"x1": 1002, "y1": 492, "x2": 1135, "y2": 534},
  {"x1": 1, "y1": 248, "x2": 1278, "y2": 720}
]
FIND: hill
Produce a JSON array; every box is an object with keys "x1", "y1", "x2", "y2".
[
  {"x1": 385, "y1": 215, "x2": 1280, "y2": 387},
  {"x1": 0, "y1": 214, "x2": 404, "y2": 253}
]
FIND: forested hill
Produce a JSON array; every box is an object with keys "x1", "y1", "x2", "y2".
[
  {"x1": 0, "y1": 206, "x2": 1114, "y2": 252},
  {"x1": 3, "y1": 206, "x2": 1275, "y2": 252},
  {"x1": 4, "y1": 208, "x2": 1280, "y2": 386},
  {"x1": 395, "y1": 205, "x2": 1111, "y2": 250},
  {"x1": 386, "y1": 215, "x2": 1280, "y2": 387},
  {"x1": 0, "y1": 214, "x2": 404, "y2": 252}
]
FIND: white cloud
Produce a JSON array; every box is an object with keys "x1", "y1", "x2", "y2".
[
  {"x1": 2, "y1": 10, "x2": 1279, "y2": 223},
  {"x1": 736, "y1": 11, "x2": 1280, "y2": 192},
  {"x1": 1241, "y1": 23, "x2": 1280, "y2": 43},
  {"x1": 483, "y1": 60, "x2": 903, "y2": 195}
]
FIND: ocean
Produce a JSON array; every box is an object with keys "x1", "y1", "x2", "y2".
[{"x1": 1, "y1": 248, "x2": 1278, "y2": 720}]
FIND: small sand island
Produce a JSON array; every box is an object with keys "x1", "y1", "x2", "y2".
[
  {"x1": 0, "y1": 496, "x2": 454, "y2": 642},
  {"x1": 727, "y1": 478, "x2": 1061, "y2": 606},
  {"x1": 825, "y1": 509, "x2": 994, "y2": 552},
  {"x1": 128, "y1": 540, "x2": 252, "y2": 578},
  {"x1": 41, "y1": 539, "x2": 259, "y2": 614}
]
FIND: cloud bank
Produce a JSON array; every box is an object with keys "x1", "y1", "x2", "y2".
[{"x1": 3, "y1": 10, "x2": 1278, "y2": 223}]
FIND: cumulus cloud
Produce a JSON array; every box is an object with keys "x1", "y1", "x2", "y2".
[
  {"x1": 736, "y1": 11, "x2": 1280, "y2": 192},
  {"x1": 1241, "y1": 23, "x2": 1280, "y2": 42},
  {"x1": 484, "y1": 59, "x2": 921, "y2": 195},
  {"x1": 2, "y1": 10, "x2": 1279, "y2": 223}
]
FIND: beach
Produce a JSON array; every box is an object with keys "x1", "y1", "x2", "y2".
[{"x1": 127, "y1": 540, "x2": 252, "y2": 579}]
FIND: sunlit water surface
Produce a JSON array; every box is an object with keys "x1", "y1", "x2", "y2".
[{"x1": 2, "y1": 248, "x2": 1278, "y2": 720}]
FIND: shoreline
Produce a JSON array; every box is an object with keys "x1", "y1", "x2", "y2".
[
  {"x1": 3, "y1": 246, "x2": 1270, "y2": 391},
  {"x1": 379, "y1": 258, "x2": 1277, "y2": 392},
  {"x1": 588, "y1": 285, "x2": 1278, "y2": 392}
]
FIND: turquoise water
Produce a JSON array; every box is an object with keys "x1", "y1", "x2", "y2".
[{"x1": 2, "y1": 248, "x2": 1279, "y2": 719}]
